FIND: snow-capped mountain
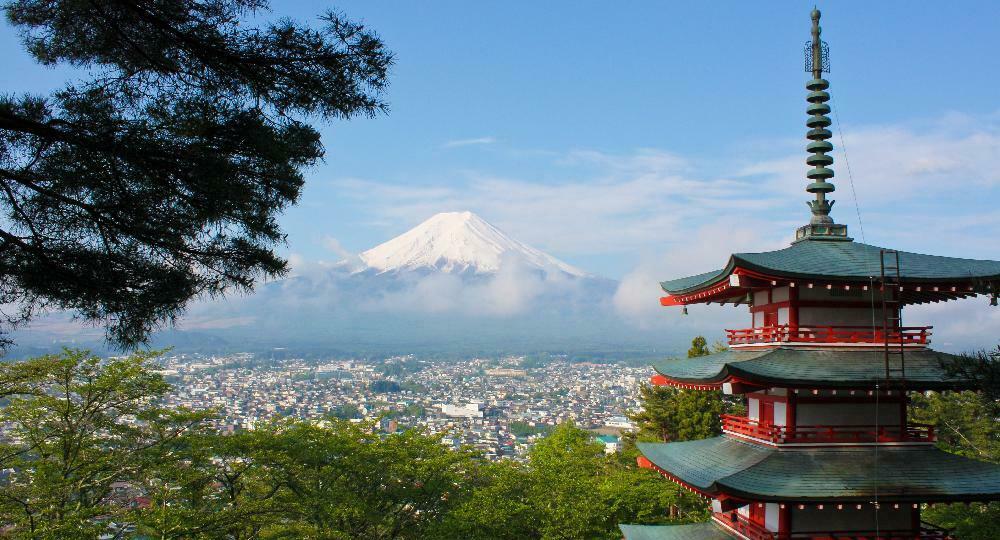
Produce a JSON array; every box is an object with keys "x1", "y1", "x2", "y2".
[
  {"x1": 359, "y1": 211, "x2": 587, "y2": 277},
  {"x1": 20, "y1": 211, "x2": 696, "y2": 357}
]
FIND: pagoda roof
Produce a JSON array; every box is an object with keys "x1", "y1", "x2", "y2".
[
  {"x1": 638, "y1": 437, "x2": 1000, "y2": 502},
  {"x1": 651, "y1": 347, "x2": 974, "y2": 390},
  {"x1": 660, "y1": 239, "x2": 1000, "y2": 300},
  {"x1": 619, "y1": 523, "x2": 733, "y2": 540}
]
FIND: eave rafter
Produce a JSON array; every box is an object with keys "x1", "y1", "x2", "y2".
[{"x1": 650, "y1": 374, "x2": 719, "y2": 390}]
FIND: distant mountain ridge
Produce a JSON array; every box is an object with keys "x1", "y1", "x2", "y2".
[
  {"x1": 12, "y1": 211, "x2": 695, "y2": 357},
  {"x1": 358, "y1": 211, "x2": 587, "y2": 277}
]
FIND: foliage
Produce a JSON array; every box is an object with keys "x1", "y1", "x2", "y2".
[
  {"x1": 687, "y1": 336, "x2": 711, "y2": 358},
  {"x1": 939, "y1": 347, "x2": 1000, "y2": 411},
  {"x1": 910, "y1": 387, "x2": 1000, "y2": 537},
  {"x1": 443, "y1": 422, "x2": 702, "y2": 540},
  {"x1": 910, "y1": 390, "x2": 1000, "y2": 462},
  {"x1": 0, "y1": 0, "x2": 392, "y2": 348},
  {"x1": 0, "y1": 349, "x2": 210, "y2": 538},
  {"x1": 399, "y1": 381, "x2": 428, "y2": 394},
  {"x1": 253, "y1": 421, "x2": 476, "y2": 539},
  {"x1": 521, "y1": 353, "x2": 552, "y2": 369},
  {"x1": 628, "y1": 384, "x2": 723, "y2": 443},
  {"x1": 378, "y1": 361, "x2": 423, "y2": 379},
  {"x1": 627, "y1": 337, "x2": 730, "y2": 444},
  {"x1": 370, "y1": 379, "x2": 401, "y2": 393},
  {"x1": 509, "y1": 420, "x2": 550, "y2": 437},
  {"x1": 329, "y1": 403, "x2": 361, "y2": 420},
  {"x1": 920, "y1": 502, "x2": 1000, "y2": 540},
  {"x1": 0, "y1": 351, "x2": 704, "y2": 538}
]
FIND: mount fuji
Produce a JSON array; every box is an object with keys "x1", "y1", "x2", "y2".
[
  {"x1": 13, "y1": 212, "x2": 690, "y2": 357},
  {"x1": 358, "y1": 211, "x2": 587, "y2": 278}
]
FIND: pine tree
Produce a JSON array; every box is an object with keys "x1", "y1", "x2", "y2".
[{"x1": 0, "y1": 0, "x2": 392, "y2": 348}]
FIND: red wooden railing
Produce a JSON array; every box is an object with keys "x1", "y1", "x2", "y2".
[
  {"x1": 714, "y1": 511, "x2": 951, "y2": 539},
  {"x1": 725, "y1": 325, "x2": 932, "y2": 346},
  {"x1": 722, "y1": 414, "x2": 936, "y2": 444},
  {"x1": 713, "y1": 511, "x2": 775, "y2": 540}
]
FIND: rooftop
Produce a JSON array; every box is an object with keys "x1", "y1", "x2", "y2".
[
  {"x1": 619, "y1": 523, "x2": 732, "y2": 540},
  {"x1": 638, "y1": 437, "x2": 1000, "y2": 503},
  {"x1": 650, "y1": 347, "x2": 975, "y2": 390},
  {"x1": 660, "y1": 239, "x2": 1000, "y2": 303}
]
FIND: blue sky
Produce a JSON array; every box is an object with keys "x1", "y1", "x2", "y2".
[{"x1": 3, "y1": 1, "x2": 999, "y2": 284}]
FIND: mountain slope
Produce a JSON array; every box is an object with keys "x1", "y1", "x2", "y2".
[
  {"x1": 15, "y1": 211, "x2": 701, "y2": 356},
  {"x1": 359, "y1": 211, "x2": 587, "y2": 277}
]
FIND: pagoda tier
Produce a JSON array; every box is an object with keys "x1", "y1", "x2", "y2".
[
  {"x1": 659, "y1": 241, "x2": 1000, "y2": 308},
  {"x1": 636, "y1": 438, "x2": 1000, "y2": 504},
  {"x1": 649, "y1": 348, "x2": 974, "y2": 392}
]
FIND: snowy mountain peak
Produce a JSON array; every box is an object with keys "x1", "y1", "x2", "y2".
[{"x1": 359, "y1": 211, "x2": 587, "y2": 277}]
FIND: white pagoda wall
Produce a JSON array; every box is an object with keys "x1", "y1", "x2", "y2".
[{"x1": 765, "y1": 503, "x2": 779, "y2": 531}]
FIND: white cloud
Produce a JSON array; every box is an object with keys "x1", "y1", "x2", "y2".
[
  {"x1": 442, "y1": 136, "x2": 497, "y2": 148},
  {"x1": 23, "y1": 112, "x2": 1000, "y2": 351},
  {"x1": 332, "y1": 148, "x2": 779, "y2": 260},
  {"x1": 323, "y1": 112, "x2": 1000, "y2": 338},
  {"x1": 355, "y1": 254, "x2": 570, "y2": 318}
]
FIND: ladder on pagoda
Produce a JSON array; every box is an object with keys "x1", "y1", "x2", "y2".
[{"x1": 880, "y1": 249, "x2": 906, "y2": 382}]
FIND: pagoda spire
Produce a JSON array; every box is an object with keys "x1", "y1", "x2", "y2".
[{"x1": 796, "y1": 8, "x2": 850, "y2": 242}]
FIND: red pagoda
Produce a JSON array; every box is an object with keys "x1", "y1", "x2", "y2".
[{"x1": 621, "y1": 9, "x2": 1000, "y2": 540}]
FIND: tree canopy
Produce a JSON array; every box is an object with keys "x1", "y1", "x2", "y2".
[
  {"x1": 0, "y1": 350, "x2": 703, "y2": 538},
  {"x1": 627, "y1": 336, "x2": 731, "y2": 444},
  {"x1": 0, "y1": 0, "x2": 392, "y2": 348},
  {"x1": 910, "y1": 387, "x2": 1000, "y2": 539}
]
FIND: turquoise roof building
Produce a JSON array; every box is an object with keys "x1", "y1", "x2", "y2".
[{"x1": 623, "y1": 9, "x2": 1000, "y2": 540}]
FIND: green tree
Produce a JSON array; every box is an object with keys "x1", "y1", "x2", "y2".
[
  {"x1": 444, "y1": 422, "x2": 701, "y2": 540},
  {"x1": 910, "y1": 389, "x2": 1000, "y2": 538},
  {"x1": 627, "y1": 336, "x2": 727, "y2": 444},
  {"x1": 509, "y1": 420, "x2": 549, "y2": 437},
  {"x1": 246, "y1": 421, "x2": 476, "y2": 539},
  {"x1": 687, "y1": 336, "x2": 711, "y2": 358},
  {"x1": 0, "y1": 349, "x2": 209, "y2": 538},
  {"x1": 939, "y1": 347, "x2": 1000, "y2": 410},
  {"x1": 527, "y1": 422, "x2": 610, "y2": 540},
  {"x1": 919, "y1": 502, "x2": 1000, "y2": 540},
  {"x1": 628, "y1": 384, "x2": 724, "y2": 444},
  {"x1": 439, "y1": 461, "x2": 539, "y2": 540},
  {"x1": 134, "y1": 428, "x2": 282, "y2": 539},
  {"x1": 0, "y1": 0, "x2": 392, "y2": 348},
  {"x1": 329, "y1": 404, "x2": 361, "y2": 420},
  {"x1": 602, "y1": 466, "x2": 709, "y2": 528}
]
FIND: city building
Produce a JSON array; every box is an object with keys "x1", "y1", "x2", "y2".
[
  {"x1": 621, "y1": 10, "x2": 1000, "y2": 540},
  {"x1": 604, "y1": 416, "x2": 634, "y2": 429},
  {"x1": 439, "y1": 403, "x2": 485, "y2": 418}
]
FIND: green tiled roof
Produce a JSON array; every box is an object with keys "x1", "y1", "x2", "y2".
[
  {"x1": 639, "y1": 437, "x2": 1000, "y2": 502},
  {"x1": 638, "y1": 438, "x2": 770, "y2": 491},
  {"x1": 619, "y1": 523, "x2": 733, "y2": 540},
  {"x1": 651, "y1": 347, "x2": 974, "y2": 390},
  {"x1": 661, "y1": 239, "x2": 1000, "y2": 295}
]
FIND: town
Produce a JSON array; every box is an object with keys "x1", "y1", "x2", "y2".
[{"x1": 156, "y1": 353, "x2": 646, "y2": 460}]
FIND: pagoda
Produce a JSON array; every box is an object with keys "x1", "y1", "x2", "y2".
[{"x1": 621, "y1": 9, "x2": 1000, "y2": 540}]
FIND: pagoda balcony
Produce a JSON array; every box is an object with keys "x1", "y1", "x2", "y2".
[
  {"x1": 725, "y1": 325, "x2": 932, "y2": 347},
  {"x1": 712, "y1": 511, "x2": 774, "y2": 540},
  {"x1": 713, "y1": 512, "x2": 951, "y2": 539},
  {"x1": 721, "y1": 414, "x2": 936, "y2": 445}
]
